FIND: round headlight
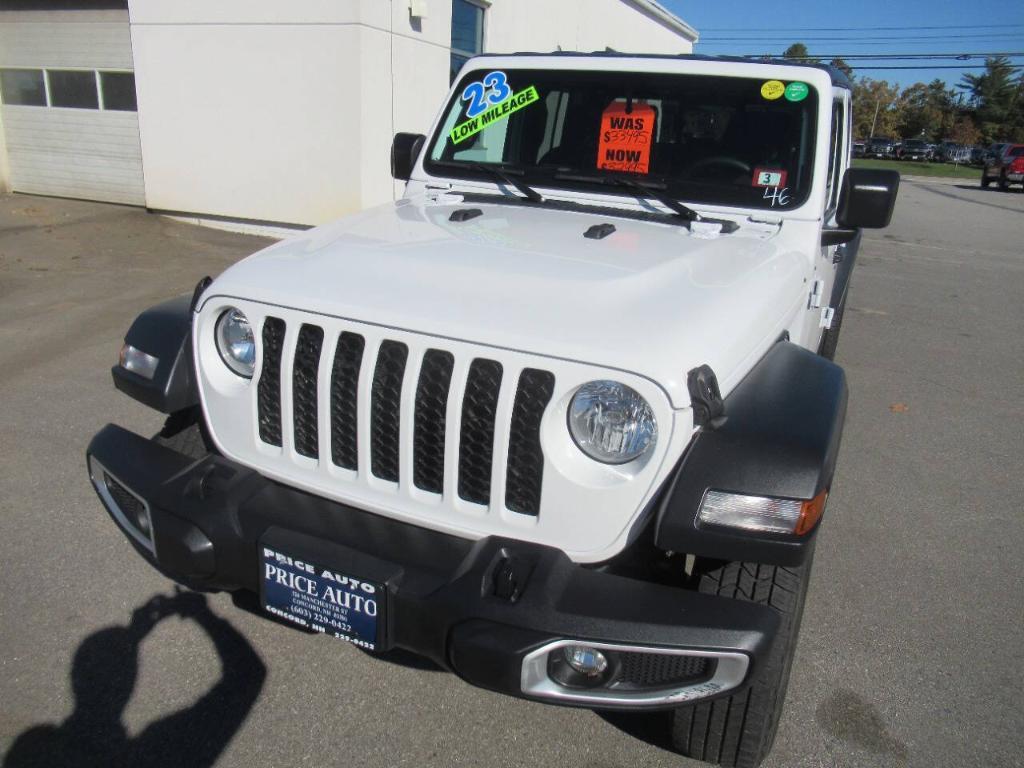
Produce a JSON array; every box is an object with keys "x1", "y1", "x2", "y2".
[
  {"x1": 215, "y1": 308, "x2": 255, "y2": 378},
  {"x1": 568, "y1": 381, "x2": 657, "y2": 464}
]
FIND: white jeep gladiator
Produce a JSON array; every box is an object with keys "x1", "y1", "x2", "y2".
[{"x1": 88, "y1": 53, "x2": 898, "y2": 767}]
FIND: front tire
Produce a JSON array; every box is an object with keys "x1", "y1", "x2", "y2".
[
  {"x1": 998, "y1": 174, "x2": 1010, "y2": 192},
  {"x1": 668, "y1": 551, "x2": 815, "y2": 767},
  {"x1": 980, "y1": 172, "x2": 990, "y2": 188}
]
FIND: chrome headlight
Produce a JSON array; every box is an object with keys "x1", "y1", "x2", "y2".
[
  {"x1": 215, "y1": 308, "x2": 255, "y2": 378},
  {"x1": 568, "y1": 381, "x2": 657, "y2": 464}
]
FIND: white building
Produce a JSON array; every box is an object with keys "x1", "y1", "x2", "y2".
[{"x1": 0, "y1": 0, "x2": 697, "y2": 227}]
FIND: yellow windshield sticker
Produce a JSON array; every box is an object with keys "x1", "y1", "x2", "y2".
[
  {"x1": 760, "y1": 80, "x2": 785, "y2": 100},
  {"x1": 449, "y1": 85, "x2": 540, "y2": 145}
]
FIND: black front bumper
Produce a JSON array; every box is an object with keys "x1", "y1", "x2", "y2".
[{"x1": 86, "y1": 423, "x2": 779, "y2": 709}]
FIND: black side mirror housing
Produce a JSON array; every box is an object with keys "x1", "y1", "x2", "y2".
[
  {"x1": 391, "y1": 132, "x2": 425, "y2": 181},
  {"x1": 837, "y1": 168, "x2": 900, "y2": 229}
]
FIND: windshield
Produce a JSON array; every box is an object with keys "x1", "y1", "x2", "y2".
[{"x1": 425, "y1": 67, "x2": 820, "y2": 211}]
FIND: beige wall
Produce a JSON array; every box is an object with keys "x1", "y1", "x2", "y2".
[{"x1": 127, "y1": 0, "x2": 695, "y2": 226}]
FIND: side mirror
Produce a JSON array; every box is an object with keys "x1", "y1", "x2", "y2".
[
  {"x1": 837, "y1": 168, "x2": 900, "y2": 229},
  {"x1": 391, "y1": 132, "x2": 425, "y2": 181}
]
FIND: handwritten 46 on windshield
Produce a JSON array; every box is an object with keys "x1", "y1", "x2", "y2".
[
  {"x1": 597, "y1": 100, "x2": 655, "y2": 174},
  {"x1": 763, "y1": 186, "x2": 791, "y2": 207}
]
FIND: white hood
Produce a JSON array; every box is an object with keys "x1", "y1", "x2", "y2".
[{"x1": 206, "y1": 194, "x2": 808, "y2": 408}]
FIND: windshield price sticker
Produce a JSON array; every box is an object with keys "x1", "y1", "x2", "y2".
[
  {"x1": 450, "y1": 71, "x2": 540, "y2": 145},
  {"x1": 760, "y1": 80, "x2": 785, "y2": 100},
  {"x1": 752, "y1": 168, "x2": 788, "y2": 188},
  {"x1": 596, "y1": 100, "x2": 656, "y2": 174}
]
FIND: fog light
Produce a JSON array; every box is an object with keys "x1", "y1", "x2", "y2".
[
  {"x1": 548, "y1": 643, "x2": 614, "y2": 688},
  {"x1": 565, "y1": 645, "x2": 608, "y2": 677}
]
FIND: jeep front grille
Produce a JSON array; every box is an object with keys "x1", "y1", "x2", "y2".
[{"x1": 255, "y1": 317, "x2": 555, "y2": 516}]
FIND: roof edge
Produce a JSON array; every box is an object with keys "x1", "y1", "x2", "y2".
[{"x1": 623, "y1": 0, "x2": 699, "y2": 42}]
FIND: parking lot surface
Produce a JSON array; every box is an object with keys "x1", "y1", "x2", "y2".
[{"x1": 1, "y1": 182, "x2": 1022, "y2": 768}]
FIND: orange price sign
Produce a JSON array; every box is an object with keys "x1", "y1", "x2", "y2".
[{"x1": 596, "y1": 100, "x2": 655, "y2": 174}]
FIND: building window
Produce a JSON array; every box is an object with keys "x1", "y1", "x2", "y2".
[
  {"x1": 450, "y1": 0, "x2": 484, "y2": 83},
  {"x1": 47, "y1": 70, "x2": 99, "y2": 109},
  {"x1": 0, "y1": 69, "x2": 46, "y2": 106},
  {"x1": 100, "y1": 71, "x2": 137, "y2": 111},
  {"x1": 0, "y1": 68, "x2": 137, "y2": 112}
]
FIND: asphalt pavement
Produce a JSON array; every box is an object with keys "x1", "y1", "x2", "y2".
[{"x1": 0, "y1": 181, "x2": 1022, "y2": 768}]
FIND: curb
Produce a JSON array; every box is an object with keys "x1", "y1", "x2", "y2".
[{"x1": 900, "y1": 174, "x2": 979, "y2": 186}]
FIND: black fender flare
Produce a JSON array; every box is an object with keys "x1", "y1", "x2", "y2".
[
  {"x1": 653, "y1": 342, "x2": 848, "y2": 566},
  {"x1": 111, "y1": 293, "x2": 199, "y2": 413}
]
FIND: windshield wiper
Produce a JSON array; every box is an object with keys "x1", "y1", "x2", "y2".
[
  {"x1": 552, "y1": 171, "x2": 699, "y2": 221},
  {"x1": 466, "y1": 162, "x2": 543, "y2": 203},
  {"x1": 430, "y1": 159, "x2": 544, "y2": 203}
]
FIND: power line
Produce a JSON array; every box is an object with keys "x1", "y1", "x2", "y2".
[
  {"x1": 702, "y1": 33, "x2": 1024, "y2": 42},
  {"x1": 848, "y1": 64, "x2": 1012, "y2": 70},
  {"x1": 777, "y1": 52, "x2": 1024, "y2": 60},
  {"x1": 699, "y1": 24, "x2": 1024, "y2": 32}
]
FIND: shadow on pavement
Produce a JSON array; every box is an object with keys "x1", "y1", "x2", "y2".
[
  {"x1": 2, "y1": 590, "x2": 266, "y2": 768},
  {"x1": 594, "y1": 709, "x2": 675, "y2": 753},
  {"x1": 360, "y1": 646, "x2": 443, "y2": 672}
]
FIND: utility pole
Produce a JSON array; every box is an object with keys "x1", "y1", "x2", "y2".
[{"x1": 869, "y1": 98, "x2": 881, "y2": 139}]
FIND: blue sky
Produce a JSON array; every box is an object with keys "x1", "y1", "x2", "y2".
[{"x1": 661, "y1": 0, "x2": 1024, "y2": 92}]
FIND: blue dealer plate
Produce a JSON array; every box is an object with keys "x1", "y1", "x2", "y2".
[{"x1": 260, "y1": 545, "x2": 383, "y2": 650}]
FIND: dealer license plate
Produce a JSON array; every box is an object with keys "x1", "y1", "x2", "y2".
[{"x1": 260, "y1": 545, "x2": 383, "y2": 650}]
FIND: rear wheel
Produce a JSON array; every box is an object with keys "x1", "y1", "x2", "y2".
[
  {"x1": 668, "y1": 551, "x2": 815, "y2": 767},
  {"x1": 998, "y1": 173, "x2": 1010, "y2": 192},
  {"x1": 980, "y1": 171, "x2": 990, "y2": 188}
]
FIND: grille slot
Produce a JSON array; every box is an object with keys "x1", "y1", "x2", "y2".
[
  {"x1": 330, "y1": 332, "x2": 365, "y2": 470},
  {"x1": 413, "y1": 349, "x2": 454, "y2": 494},
  {"x1": 615, "y1": 653, "x2": 712, "y2": 689},
  {"x1": 458, "y1": 358, "x2": 503, "y2": 505},
  {"x1": 292, "y1": 324, "x2": 324, "y2": 458},
  {"x1": 257, "y1": 317, "x2": 286, "y2": 446},
  {"x1": 505, "y1": 368, "x2": 555, "y2": 515},
  {"x1": 370, "y1": 340, "x2": 409, "y2": 481}
]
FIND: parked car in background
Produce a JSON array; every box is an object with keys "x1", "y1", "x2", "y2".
[
  {"x1": 896, "y1": 139, "x2": 931, "y2": 161},
  {"x1": 865, "y1": 136, "x2": 897, "y2": 159},
  {"x1": 982, "y1": 143, "x2": 1024, "y2": 190},
  {"x1": 985, "y1": 142, "x2": 1010, "y2": 164},
  {"x1": 969, "y1": 145, "x2": 987, "y2": 165},
  {"x1": 853, "y1": 139, "x2": 866, "y2": 158}
]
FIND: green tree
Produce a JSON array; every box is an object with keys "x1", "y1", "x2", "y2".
[
  {"x1": 959, "y1": 56, "x2": 1021, "y2": 141},
  {"x1": 782, "y1": 43, "x2": 818, "y2": 63},
  {"x1": 897, "y1": 83, "x2": 940, "y2": 139},
  {"x1": 949, "y1": 115, "x2": 982, "y2": 145},
  {"x1": 1004, "y1": 72, "x2": 1024, "y2": 142},
  {"x1": 830, "y1": 57, "x2": 853, "y2": 80},
  {"x1": 852, "y1": 78, "x2": 901, "y2": 138},
  {"x1": 925, "y1": 79, "x2": 958, "y2": 139}
]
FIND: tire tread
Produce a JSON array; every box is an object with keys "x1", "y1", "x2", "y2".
[{"x1": 669, "y1": 552, "x2": 814, "y2": 768}]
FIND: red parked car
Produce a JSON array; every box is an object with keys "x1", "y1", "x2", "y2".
[{"x1": 981, "y1": 144, "x2": 1024, "y2": 191}]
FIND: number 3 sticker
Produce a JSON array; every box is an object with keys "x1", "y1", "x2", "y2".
[{"x1": 461, "y1": 71, "x2": 511, "y2": 118}]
